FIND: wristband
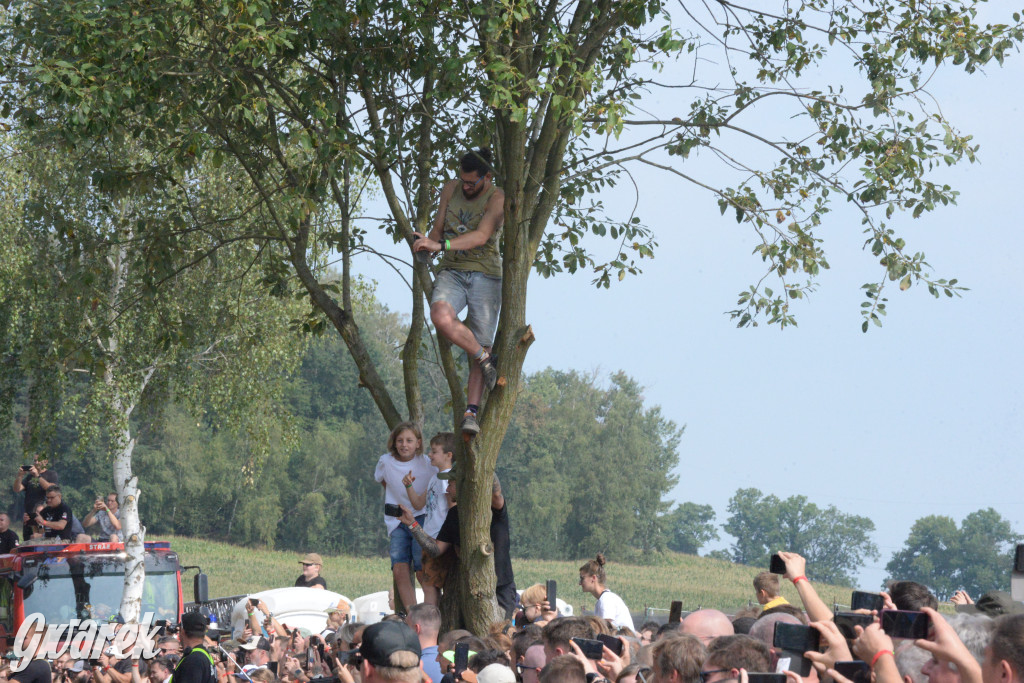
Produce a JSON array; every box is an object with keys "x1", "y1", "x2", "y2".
[
  {"x1": 407, "y1": 521, "x2": 419, "y2": 530},
  {"x1": 404, "y1": 482, "x2": 412, "y2": 488},
  {"x1": 132, "y1": 663, "x2": 139, "y2": 668},
  {"x1": 870, "y1": 650, "x2": 894, "y2": 669},
  {"x1": 445, "y1": 239, "x2": 451, "y2": 251},
  {"x1": 791, "y1": 575, "x2": 808, "y2": 585},
  {"x1": 293, "y1": 670, "x2": 303, "y2": 678}
]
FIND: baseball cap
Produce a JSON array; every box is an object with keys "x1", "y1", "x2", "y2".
[
  {"x1": 181, "y1": 611, "x2": 210, "y2": 637},
  {"x1": 301, "y1": 553, "x2": 323, "y2": 565},
  {"x1": 358, "y1": 621, "x2": 421, "y2": 668},
  {"x1": 478, "y1": 664, "x2": 517, "y2": 683},
  {"x1": 238, "y1": 636, "x2": 270, "y2": 651}
]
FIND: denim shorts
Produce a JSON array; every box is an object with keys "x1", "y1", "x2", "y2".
[
  {"x1": 432, "y1": 269, "x2": 502, "y2": 348},
  {"x1": 389, "y1": 514, "x2": 427, "y2": 571}
]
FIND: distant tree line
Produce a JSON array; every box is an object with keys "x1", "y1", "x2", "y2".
[{"x1": 1, "y1": 288, "x2": 1019, "y2": 595}]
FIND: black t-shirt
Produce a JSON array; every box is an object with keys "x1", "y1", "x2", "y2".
[
  {"x1": 0, "y1": 528, "x2": 18, "y2": 553},
  {"x1": 40, "y1": 502, "x2": 74, "y2": 541},
  {"x1": 436, "y1": 503, "x2": 515, "y2": 588},
  {"x1": 114, "y1": 658, "x2": 147, "y2": 677},
  {"x1": 174, "y1": 647, "x2": 216, "y2": 683},
  {"x1": 294, "y1": 575, "x2": 327, "y2": 589},
  {"x1": 21, "y1": 471, "x2": 59, "y2": 515},
  {"x1": 10, "y1": 658, "x2": 51, "y2": 683}
]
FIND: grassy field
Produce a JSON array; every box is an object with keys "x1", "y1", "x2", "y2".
[{"x1": 165, "y1": 534, "x2": 860, "y2": 617}]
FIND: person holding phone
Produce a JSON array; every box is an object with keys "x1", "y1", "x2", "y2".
[
  {"x1": 12, "y1": 458, "x2": 58, "y2": 541},
  {"x1": 579, "y1": 555, "x2": 635, "y2": 632},
  {"x1": 82, "y1": 493, "x2": 121, "y2": 543}
]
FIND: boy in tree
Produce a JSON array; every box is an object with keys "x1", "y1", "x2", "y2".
[{"x1": 403, "y1": 432, "x2": 455, "y2": 605}]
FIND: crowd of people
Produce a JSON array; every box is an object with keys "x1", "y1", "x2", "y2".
[
  {"x1": 6, "y1": 549, "x2": 1024, "y2": 683},
  {"x1": 4, "y1": 459, "x2": 121, "y2": 550}
]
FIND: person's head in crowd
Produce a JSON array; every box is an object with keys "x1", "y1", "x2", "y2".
[
  {"x1": 471, "y1": 649, "x2": 511, "y2": 672},
  {"x1": 985, "y1": 614, "x2": 1024, "y2": 683},
  {"x1": 888, "y1": 581, "x2": 939, "y2": 611},
  {"x1": 758, "y1": 604, "x2": 807, "y2": 625},
  {"x1": 748, "y1": 612, "x2": 801, "y2": 652},
  {"x1": 701, "y1": 635, "x2": 771, "y2": 683},
  {"x1": 681, "y1": 609, "x2": 734, "y2": 644},
  {"x1": 731, "y1": 618, "x2": 757, "y2": 635},
  {"x1": 732, "y1": 607, "x2": 760, "y2": 621},
  {"x1": 753, "y1": 573, "x2": 782, "y2": 606},
  {"x1": 358, "y1": 621, "x2": 422, "y2": 683},
  {"x1": 639, "y1": 622, "x2": 660, "y2": 646},
  {"x1": 0, "y1": 512, "x2": 10, "y2": 533},
  {"x1": 248, "y1": 670, "x2": 275, "y2": 683},
  {"x1": 896, "y1": 641, "x2": 931, "y2": 683},
  {"x1": 103, "y1": 493, "x2": 119, "y2": 512},
  {"x1": 579, "y1": 554, "x2": 609, "y2": 597},
  {"x1": 511, "y1": 632, "x2": 541, "y2": 669},
  {"x1": 485, "y1": 632, "x2": 513, "y2": 661},
  {"x1": 617, "y1": 664, "x2": 654, "y2": 683},
  {"x1": 656, "y1": 622, "x2": 683, "y2": 641},
  {"x1": 518, "y1": 643, "x2": 547, "y2": 683},
  {"x1": 585, "y1": 615, "x2": 612, "y2": 636},
  {"x1": 337, "y1": 623, "x2": 366, "y2": 651},
  {"x1": 651, "y1": 634, "x2": 706, "y2": 683},
  {"x1": 239, "y1": 636, "x2": 270, "y2": 667},
  {"x1": 540, "y1": 655, "x2": 586, "y2": 683},
  {"x1": 299, "y1": 552, "x2": 324, "y2": 581},
  {"x1": 438, "y1": 629, "x2": 473, "y2": 661},
  {"x1": 542, "y1": 617, "x2": 596, "y2": 661},
  {"x1": 148, "y1": 657, "x2": 174, "y2": 683},
  {"x1": 522, "y1": 583, "x2": 558, "y2": 624},
  {"x1": 478, "y1": 663, "x2": 517, "y2": 683},
  {"x1": 158, "y1": 635, "x2": 181, "y2": 656},
  {"x1": 326, "y1": 606, "x2": 349, "y2": 631},
  {"x1": 921, "y1": 613, "x2": 994, "y2": 683},
  {"x1": 179, "y1": 612, "x2": 209, "y2": 648},
  {"x1": 406, "y1": 603, "x2": 441, "y2": 647},
  {"x1": 45, "y1": 484, "x2": 65, "y2": 508}
]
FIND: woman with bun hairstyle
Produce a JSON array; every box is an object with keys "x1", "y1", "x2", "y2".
[{"x1": 579, "y1": 554, "x2": 635, "y2": 632}]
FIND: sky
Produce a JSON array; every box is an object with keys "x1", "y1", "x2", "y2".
[{"x1": 350, "y1": 16, "x2": 1024, "y2": 590}]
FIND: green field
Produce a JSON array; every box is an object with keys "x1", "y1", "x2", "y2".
[{"x1": 165, "y1": 534, "x2": 859, "y2": 617}]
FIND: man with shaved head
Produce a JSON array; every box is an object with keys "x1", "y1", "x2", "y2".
[{"x1": 681, "y1": 610, "x2": 734, "y2": 645}]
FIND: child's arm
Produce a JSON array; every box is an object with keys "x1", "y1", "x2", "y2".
[{"x1": 404, "y1": 471, "x2": 427, "y2": 510}]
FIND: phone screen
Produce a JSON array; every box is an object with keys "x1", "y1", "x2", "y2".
[
  {"x1": 546, "y1": 580, "x2": 557, "y2": 615},
  {"x1": 384, "y1": 503, "x2": 403, "y2": 518},
  {"x1": 571, "y1": 638, "x2": 604, "y2": 660},
  {"x1": 881, "y1": 610, "x2": 930, "y2": 639},
  {"x1": 834, "y1": 661, "x2": 871, "y2": 683},
  {"x1": 668, "y1": 601, "x2": 683, "y2": 624},
  {"x1": 850, "y1": 591, "x2": 884, "y2": 612},
  {"x1": 773, "y1": 622, "x2": 820, "y2": 653},
  {"x1": 833, "y1": 612, "x2": 874, "y2": 640},
  {"x1": 597, "y1": 634, "x2": 623, "y2": 657},
  {"x1": 769, "y1": 554, "x2": 786, "y2": 574},
  {"x1": 454, "y1": 643, "x2": 469, "y2": 675}
]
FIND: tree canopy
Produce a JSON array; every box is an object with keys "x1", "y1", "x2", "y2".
[
  {"x1": 885, "y1": 508, "x2": 1021, "y2": 600},
  {"x1": 2, "y1": 0, "x2": 1022, "y2": 627}
]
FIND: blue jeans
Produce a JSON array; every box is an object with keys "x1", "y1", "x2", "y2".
[
  {"x1": 432, "y1": 270, "x2": 502, "y2": 347},
  {"x1": 389, "y1": 514, "x2": 426, "y2": 571}
]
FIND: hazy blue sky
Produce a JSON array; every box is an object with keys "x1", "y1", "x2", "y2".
[{"x1": 353, "y1": 25, "x2": 1024, "y2": 591}]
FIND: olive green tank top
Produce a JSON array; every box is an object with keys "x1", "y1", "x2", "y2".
[{"x1": 437, "y1": 184, "x2": 502, "y2": 278}]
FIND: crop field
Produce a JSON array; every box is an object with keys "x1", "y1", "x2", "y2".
[{"x1": 166, "y1": 534, "x2": 860, "y2": 617}]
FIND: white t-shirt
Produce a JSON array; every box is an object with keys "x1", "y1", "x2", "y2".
[
  {"x1": 595, "y1": 590, "x2": 635, "y2": 632},
  {"x1": 422, "y1": 469, "x2": 451, "y2": 537},
  {"x1": 374, "y1": 453, "x2": 436, "y2": 535}
]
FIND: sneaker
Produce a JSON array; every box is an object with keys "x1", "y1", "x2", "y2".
[
  {"x1": 480, "y1": 355, "x2": 498, "y2": 391},
  {"x1": 460, "y1": 413, "x2": 480, "y2": 436}
]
